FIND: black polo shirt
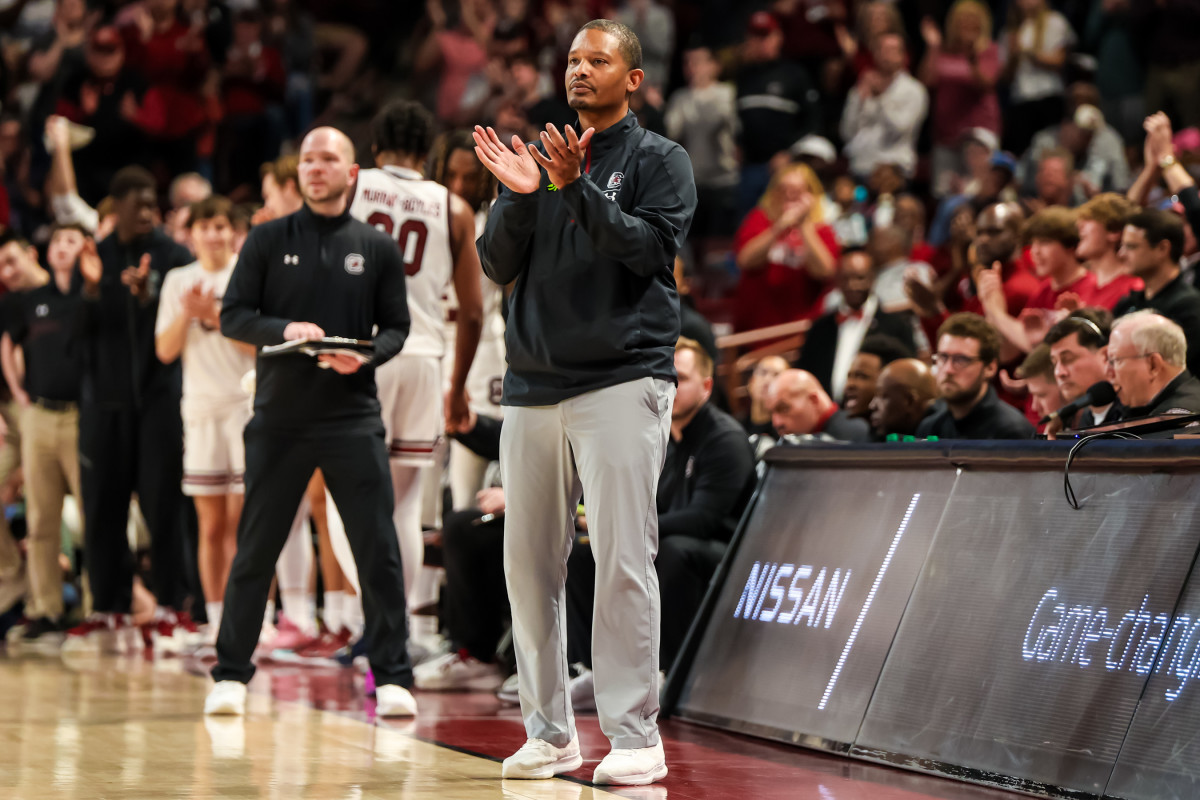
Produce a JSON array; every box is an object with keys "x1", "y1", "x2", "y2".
[
  {"x1": 1114, "y1": 272, "x2": 1200, "y2": 376},
  {"x1": 658, "y1": 403, "x2": 757, "y2": 543},
  {"x1": 8, "y1": 279, "x2": 83, "y2": 403},
  {"x1": 915, "y1": 386, "x2": 1035, "y2": 440}
]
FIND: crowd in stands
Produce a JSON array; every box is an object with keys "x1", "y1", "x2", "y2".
[{"x1": 1, "y1": 0, "x2": 1200, "y2": 701}]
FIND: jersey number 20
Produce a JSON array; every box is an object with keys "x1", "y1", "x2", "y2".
[{"x1": 368, "y1": 212, "x2": 426, "y2": 276}]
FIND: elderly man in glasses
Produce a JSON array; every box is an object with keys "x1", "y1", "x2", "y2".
[
  {"x1": 916, "y1": 313, "x2": 1035, "y2": 440},
  {"x1": 1106, "y1": 311, "x2": 1200, "y2": 425}
]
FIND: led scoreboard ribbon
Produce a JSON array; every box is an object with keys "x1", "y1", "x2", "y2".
[{"x1": 1023, "y1": 590, "x2": 1200, "y2": 701}]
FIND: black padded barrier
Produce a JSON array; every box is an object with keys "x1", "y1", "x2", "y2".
[{"x1": 665, "y1": 441, "x2": 1200, "y2": 799}]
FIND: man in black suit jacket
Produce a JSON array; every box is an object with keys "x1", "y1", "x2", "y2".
[{"x1": 797, "y1": 247, "x2": 918, "y2": 400}]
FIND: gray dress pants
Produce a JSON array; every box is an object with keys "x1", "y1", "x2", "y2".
[{"x1": 501, "y1": 377, "x2": 674, "y2": 749}]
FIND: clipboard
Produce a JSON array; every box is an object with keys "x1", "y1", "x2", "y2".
[{"x1": 260, "y1": 337, "x2": 374, "y2": 363}]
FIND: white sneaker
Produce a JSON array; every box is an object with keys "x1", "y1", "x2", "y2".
[
  {"x1": 414, "y1": 650, "x2": 503, "y2": 691},
  {"x1": 593, "y1": 741, "x2": 667, "y2": 785},
  {"x1": 116, "y1": 623, "x2": 145, "y2": 655},
  {"x1": 408, "y1": 632, "x2": 450, "y2": 666},
  {"x1": 568, "y1": 664, "x2": 595, "y2": 711},
  {"x1": 501, "y1": 735, "x2": 583, "y2": 779},
  {"x1": 496, "y1": 672, "x2": 520, "y2": 706},
  {"x1": 5, "y1": 621, "x2": 29, "y2": 646},
  {"x1": 375, "y1": 684, "x2": 418, "y2": 717},
  {"x1": 61, "y1": 613, "x2": 121, "y2": 655},
  {"x1": 204, "y1": 681, "x2": 247, "y2": 715}
]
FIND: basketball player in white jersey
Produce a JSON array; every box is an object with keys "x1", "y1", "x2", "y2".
[
  {"x1": 428, "y1": 130, "x2": 508, "y2": 510},
  {"x1": 345, "y1": 101, "x2": 483, "y2": 624},
  {"x1": 155, "y1": 196, "x2": 255, "y2": 649}
]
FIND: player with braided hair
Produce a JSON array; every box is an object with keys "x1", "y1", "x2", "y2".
[
  {"x1": 372, "y1": 102, "x2": 437, "y2": 164},
  {"x1": 426, "y1": 131, "x2": 506, "y2": 509}
]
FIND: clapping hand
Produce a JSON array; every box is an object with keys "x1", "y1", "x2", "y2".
[
  {"x1": 920, "y1": 17, "x2": 942, "y2": 49},
  {"x1": 121, "y1": 253, "x2": 152, "y2": 300},
  {"x1": 79, "y1": 238, "x2": 102, "y2": 288},
  {"x1": 904, "y1": 266, "x2": 940, "y2": 318},
  {"x1": 529, "y1": 123, "x2": 595, "y2": 190},
  {"x1": 975, "y1": 263, "x2": 1006, "y2": 315},
  {"x1": 1019, "y1": 306, "x2": 1061, "y2": 346},
  {"x1": 777, "y1": 195, "x2": 813, "y2": 230},
  {"x1": 473, "y1": 125, "x2": 542, "y2": 194},
  {"x1": 1145, "y1": 111, "x2": 1175, "y2": 165},
  {"x1": 182, "y1": 283, "x2": 219, "y2": 328},
  {"x1": 44, "y1": 115, "x2": 71, "y2": 154}
]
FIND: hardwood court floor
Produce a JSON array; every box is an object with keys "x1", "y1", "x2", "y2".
[{"x1": 0, "y1": 649, "x2": 1022, "y2": 800}]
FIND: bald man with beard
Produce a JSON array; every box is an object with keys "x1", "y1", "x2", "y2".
[
  {"x1": 868, "y1": 359, "x2": 938, "y2": 438},
  {"x1": 206, "y1": 127, "x2": 417, "y2": 719},
  {"x1": 766, "y1": 369, "x2": 872, "y2": 442}
]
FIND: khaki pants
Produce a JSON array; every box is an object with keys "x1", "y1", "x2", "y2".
[
  {"x1": 0, "y1": 401, "x2": 24, "y2": 614},
  {"x1": 20, "y1": 403, "x2": 82, "y2": 620}
]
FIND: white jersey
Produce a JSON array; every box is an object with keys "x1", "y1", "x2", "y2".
[
  {"x1": 444, "y1": 207, "x2": 505, "y2": 345},
  {"x1": 444, "y1": 205, "x2": 507, "y2": 409},
  {"x1": 350, "y1": 165, "x2": 453, "y2": 358},
  {"x1": 155, "y1": 257, "x2": 254, "y2": 419}
]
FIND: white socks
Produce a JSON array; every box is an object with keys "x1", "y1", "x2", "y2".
[
  {"x1": 281, "y1": 589, "x2": 317, "y2": 636},
  {"x1": 409, "y1": 613, "x2": 438, "y2": 641},
  {"x1": 390, "y1": 463, "x2": 425, "y2": 609},
  {"x1": 343, "y1": 593, "x2": 364, "y2": 638},
  {"x1": 323, "y1": 591, "x2": 345, "y2": 634},
  {"x1": 206, "y1": 601, "x2": 223, "y2": 633}
]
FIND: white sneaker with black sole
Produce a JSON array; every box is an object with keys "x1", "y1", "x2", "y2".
[
  {"x1": 593, "y1": 740, "x2": 668, "y2": 785},
  {"x1": 501, "y1": 734, "x2": 583, "y2": 779}
]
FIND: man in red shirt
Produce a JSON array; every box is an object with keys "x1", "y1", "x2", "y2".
[{"x1": 1076, "y1": 193, "x2": 1142, "y2": 310}]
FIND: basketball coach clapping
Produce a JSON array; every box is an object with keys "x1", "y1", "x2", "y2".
[{"x1": 473, "y1": 19, "x2": 696, "y2": 788}]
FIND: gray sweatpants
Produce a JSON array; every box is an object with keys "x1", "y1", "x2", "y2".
[{"x1": 501, "y1": 377, "x2": 674, "y2": 749}]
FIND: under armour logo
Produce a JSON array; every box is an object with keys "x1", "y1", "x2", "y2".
[{"x1": 284, "y1": 254, "x2": 299, "y2": 265}]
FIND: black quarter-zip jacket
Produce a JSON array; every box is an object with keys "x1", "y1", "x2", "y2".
[
  {"x1": 221, "y1": 204, "x2": 410, "y2": 433},
  {"x1": 478, "y1": 110, "x2": 697, "y2": 406}
]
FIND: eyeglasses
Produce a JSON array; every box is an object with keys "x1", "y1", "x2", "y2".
[
  {"x1": 932, "y1": 353, "x2": 983, "y2": 370},
  {"x1": 1106, "y1": 352, "x2": 1156, "y2": 369}
]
